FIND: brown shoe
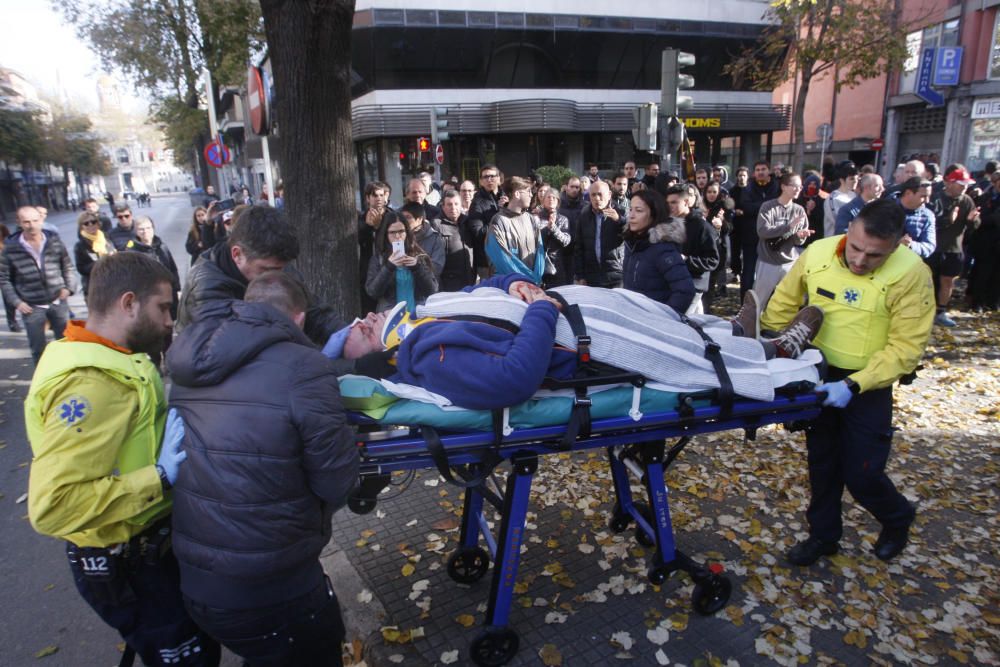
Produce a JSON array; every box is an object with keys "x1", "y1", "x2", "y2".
[
  {"x1": 768, "y1": 305, "x2": 824, "y2": 358},
  {"x1": 732, "y1": 289, "x2": 760, "y2": 340}
]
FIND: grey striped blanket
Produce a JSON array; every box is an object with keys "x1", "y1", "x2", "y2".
[{"x1": 416, "y1": 285, "x2": 776, "y2": 401}]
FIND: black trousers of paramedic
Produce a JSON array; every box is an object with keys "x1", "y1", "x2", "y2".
[
  {"x1": 67, "y1": 532, "x2": 221, "y2": 667},
  {"x1": 804, "y1": 374, "x2": 915, "y2": 543},
  {"x1": 185, "y1": 577, "x2": 345, "y2": 667}
]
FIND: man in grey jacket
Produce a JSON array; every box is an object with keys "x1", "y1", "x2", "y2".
[{"x1": 0, "y1": 206, "x2": 76, "y2": 363}]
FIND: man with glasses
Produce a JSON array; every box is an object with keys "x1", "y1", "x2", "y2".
[
  {"x1": 0, "y1": 206, "x2": 76, "y2": 363},
  {"x1": 109, "y1": 205, "x2": 137, "y2": 251},
  {"x1": 468, "y1": 164, "x2": 508, "y2": 280}
]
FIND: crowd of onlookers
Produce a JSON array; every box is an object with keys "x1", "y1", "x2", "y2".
[
  {"x1": 354, "y1": 155, "x2": 997, "y2": 329},
  {"x1": 0, "y1": 154, "x2": 996, "y2": 367}
]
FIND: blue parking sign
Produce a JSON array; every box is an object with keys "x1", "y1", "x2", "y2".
[{"x1": 933, "y1": 47, "x2": 963, "y2": 86}]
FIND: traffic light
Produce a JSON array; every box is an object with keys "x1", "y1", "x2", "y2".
[
  {"x1": 418, "y1": 137, "x2": 431, "y2": 152},
  {"x1": 631, "y1": 103, "x2": 658, "y2": 151},
  {"x1": 430, "y1": 107, "x2": 450, "y2": 145},
  {"x1": 660, "y1": 49, "x2": 695, "y2": 117}
]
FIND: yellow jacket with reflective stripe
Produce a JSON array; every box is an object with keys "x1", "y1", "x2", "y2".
[
  {"x1": 762, "y1": 235, "x2": 935, "y2": 391},
  {"x1": 26, "y1": 340, "x2": 169, "y2": 547}
]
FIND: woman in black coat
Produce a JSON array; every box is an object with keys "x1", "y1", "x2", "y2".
[
  {"x1": 73, "y1": 211, "x2": 116, "y2": 302},
  {"x1": 703, "y1": 180, "x2": 735, "y2": 308},
  {"x1": 622, "y1": 189, "x2": 695, "y2": 313},
  {"x1": 185, "y1": 206, "x2": 215, "y2": 264},
  {"x1": 365, "y1": 211, "x2": 438, "y2": 312},
  {"x1": 127, "y1": 216, "x2": 181, "y2": 366}
]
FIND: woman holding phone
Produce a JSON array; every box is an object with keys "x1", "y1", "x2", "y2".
[{"x1": 365, "y1": 212, "x2": 438, "y2": 312}]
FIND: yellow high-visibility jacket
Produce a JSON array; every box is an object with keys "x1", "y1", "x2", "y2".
[
  {"x1": 26, "y1": 340, "x2": 169, "y2": 548},
  {"x1": 762, "y1": 235, "x2": 935, "y2": 392}
]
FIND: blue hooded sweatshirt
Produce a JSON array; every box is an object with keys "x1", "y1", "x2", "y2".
[{"x1": 391, "y1": 274, "x2": 576, "y2": 409}]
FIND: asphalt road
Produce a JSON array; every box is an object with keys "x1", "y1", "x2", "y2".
[{"x1": 0, "y1": 194, "x2": 245, "y2": 666}]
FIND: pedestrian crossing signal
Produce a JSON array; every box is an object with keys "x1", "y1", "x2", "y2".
[{"x1": 418, "y1": 137, "x2": 431, "y2": 152}]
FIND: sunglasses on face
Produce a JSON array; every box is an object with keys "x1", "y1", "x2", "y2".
[{"x1": 82, "y1": 220, "x2": 99, "y2": 226}]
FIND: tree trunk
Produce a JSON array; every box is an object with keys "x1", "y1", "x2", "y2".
[
  {"x1": 792, "y1": 67, "x2": 813, "y2": 173},
  {"x1": 260, "y1": 0, "x2": 358, "y2": 316}
]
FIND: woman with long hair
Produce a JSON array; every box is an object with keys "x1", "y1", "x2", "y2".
[
  {"x1": 622, "y1": 189, "x2": 694, "y2": 313},
  {"x1": 703, "y1": 180, "x2": 735, "y2": 308},
  {"x1": 185, "y1": 206, "x2": 214, "y2": 264},
  {"x1": 73, "y1": 211, "x2": 115, "y2": 301},
  {"x1": 365, "y1": 211, "x2": 438, "y2": 312}
]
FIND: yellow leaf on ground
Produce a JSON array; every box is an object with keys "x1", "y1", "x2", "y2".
[
  {"x1": 539, "y1": 644, "x2": 563, "y2": 666},
  {"x1": 455, "y1": 614, "x2": 476, "y2": 628},
  {"x1": 401, "y1": 563, "x2": 415, "y2": 577},
  {"x1": 34, "y1": 646, "x2": 58, "y2": 659}
]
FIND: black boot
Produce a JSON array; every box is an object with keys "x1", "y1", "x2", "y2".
[{"x1": 786, "y1": 536, "x2": 838, "y2": 566}]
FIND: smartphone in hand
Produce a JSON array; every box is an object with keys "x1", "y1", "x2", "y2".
[{"x1": 391, "y1": 240, "x2": 405, "y2": 255}]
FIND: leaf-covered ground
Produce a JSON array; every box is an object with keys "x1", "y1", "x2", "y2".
[{"x1": 335, "y1": 304, "x2": 999, "y2": 667}]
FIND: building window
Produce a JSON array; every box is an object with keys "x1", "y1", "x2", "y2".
[
  {"x1": 117, "y1": 148, "x2": 129, "y2": 164},
  {"x1": 900, "y1": 19, "x2": 963, "y2": 92},
  {"x1": 991, "y1": 12, "x2": 1000, "y2": 79}
]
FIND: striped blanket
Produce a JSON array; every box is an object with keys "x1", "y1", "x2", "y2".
[{"x1": 415, "y1": 285, "x2": 777, "y2": 401}]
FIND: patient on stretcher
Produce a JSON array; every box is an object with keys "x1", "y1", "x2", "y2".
[{"x1": 327, "y1": 274, "x2": 823, "y2": 411}]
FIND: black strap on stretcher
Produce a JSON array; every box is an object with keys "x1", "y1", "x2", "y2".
[
  {"x1": 680, "y1": 315, "x2": 735, "y2": 418},
  {"x1": 547, "y1": 292, "x2": 595, "y2": 450},
  {"x1": 423, "y1": 408, "x2": 506, "y2": 488}
]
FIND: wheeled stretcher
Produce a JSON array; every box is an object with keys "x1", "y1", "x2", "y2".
[{"x1": 345, "y1": 371, "x2": 823, "y2": 666}]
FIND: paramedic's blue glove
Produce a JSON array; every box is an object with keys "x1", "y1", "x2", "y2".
[
  {"x1": 322, "y1": 324, "x2": 352, "y2": 360},
  {"x1": 816, "y1": 381, "x2": 852, "y2": 408},
  {"x1": 156, "y1": 408, "x2": 187, "y2": 485}
]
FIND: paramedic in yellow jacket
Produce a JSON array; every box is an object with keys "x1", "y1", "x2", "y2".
[
  {"x1": 761, "y1": 198, "x2": 934, "y2": 567},
  {"x1": 26, "y1": 252, "x2": 219, "y2": 667}
]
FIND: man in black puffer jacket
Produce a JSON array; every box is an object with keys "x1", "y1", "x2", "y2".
[{"x1": 168, "y1": 271, "x2": 358, "y2": 667}]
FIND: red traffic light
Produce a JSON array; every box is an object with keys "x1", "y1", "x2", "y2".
[
  {"x1": 417, "y1": 137, "x2": 431, "y2": 152},
  {"x1": 398, "y1": 152, "x2": 406, "y2": 161}
]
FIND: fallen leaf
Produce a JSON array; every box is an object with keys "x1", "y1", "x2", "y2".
[
  {"x1": 539, "y1": 644, "x2": 563, "y2": 666},
  {"x1": 34, "y1": 646, "x2": 58, "y2": 658},
  {"x1": 455, "y1": 614, "x2": 475, "y2": 628},
  {"x1": 401, "y1": 564, "x2": 415, "y2": 577},
  {"x1": 440, "y1": 649, "x2": 459, "y2": 664}
]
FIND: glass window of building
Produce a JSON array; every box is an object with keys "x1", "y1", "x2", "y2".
[
  {"x1": 900, "y1": 30, "x2": 922, "y2": 93},
  {"x1": 991, "y1": 12, "x2": 1000, "y2": 79}
]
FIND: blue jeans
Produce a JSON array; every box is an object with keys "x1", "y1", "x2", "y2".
[{"x1": 22, "y1": 300, "x2": 69, "y2": 364}]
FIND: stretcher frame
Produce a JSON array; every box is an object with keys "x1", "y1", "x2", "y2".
[{"x1": 348, "y1": 389, "x2": 822, "y2": 666}]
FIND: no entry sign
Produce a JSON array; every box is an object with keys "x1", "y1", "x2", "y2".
[
  {"x1": 204, "y1": 140, "x2": 231, "y2": 168},
  {"x1": 435, "y1": 143, "x2": 444, "y2": 165},
  {"x1": 870, "y1": 138, "x2": 884, "y2": 151}
]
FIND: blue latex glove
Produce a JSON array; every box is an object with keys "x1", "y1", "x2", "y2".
[
  {"x1": 322, "y1": 321, "x2": 357, "y2": 360},
  {"x1": 816, "y1": 380, "x2": 852, "y2": 408},
  {"x1": 156, "y1": 408, "x2": 187, "y2": 485}
]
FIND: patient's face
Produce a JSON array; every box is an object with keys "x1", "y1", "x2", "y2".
[{"x1": 342, "y1": 311, "x2": 388, "y2": 359}]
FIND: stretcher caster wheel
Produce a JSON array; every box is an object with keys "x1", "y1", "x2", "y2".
[
  {"x1": 471, "y1": 627, "x2": 520, "y2": 666},
  {"x1": 608, "y1": 502, "x2": 632, "y2": 533},
  {"x1": 646, "y1": 566, "x2": 668, "y2": 585},
  {"x1": 633, "y1": 502, "x2": 656, "y2": 547},
  {"x1": 447, "y1": 547, "x2": 491, "y2": 584},
  {"x1": 691, "y1": 575, "x2": 732, "y2": 615}
]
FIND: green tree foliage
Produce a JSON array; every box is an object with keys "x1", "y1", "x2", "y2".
[
  {"x1": 0, "y1": 107, "x2": 45, "y2": 168},
  {"x1": 46, "y1": 111, "x2": 111, "y2": 177},
  {"x1": 54, "y1": 0, "x2": 264, "y2": 174},
  {"x1": 725, "y1": 0, "x2": 911, "y2": 171},
  {"x1": 534, "y1": 165, "x2": 576, "y2": 189}
]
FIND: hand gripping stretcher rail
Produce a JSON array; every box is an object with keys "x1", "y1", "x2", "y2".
[{"x1": 344, "y1": 305, "x2": 824, "y2": 666}]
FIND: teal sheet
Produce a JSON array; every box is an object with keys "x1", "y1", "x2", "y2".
[{"x1": 339, "y1": 376, "x2": 686, "y2": 432}]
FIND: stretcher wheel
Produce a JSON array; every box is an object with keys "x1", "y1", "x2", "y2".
[
  {"x1": 691, "y1": 575, "x2": 732, "y2": 615},
  {"x1": 633, "y1": 502, "x2": 656, "y2": 547},
  {"x1": 471, "y1": 627, "x2": 520, "y2": 666},
  {"x1": 647, "y1": 566, "x2": 668, "y2": 586},
  {"x1": 447, "y1": 547, "x2": 491, "y2": 584}
]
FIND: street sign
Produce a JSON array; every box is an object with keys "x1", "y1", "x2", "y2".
[
  {"x1": 203, "y1": 140, "x2": 231, "y2": 169},
  {"x1": 916, "y1": 47, "x2": 945, "y2": 107},
  {"x1": 435, "y1": 143, "x2": 444, "y2": 165},
  {"x1": 870, "y1": 138, "x2": 884, "y2": 151},
  {"x1": 247, "y1": 66, "x2": 270, "y2": 136},
  {"x1": 933, "y1": 47, "x2": 963, "y2": 87},
  {"x1": 816, "y1": 122, "x2": 833, "y2": 148}
]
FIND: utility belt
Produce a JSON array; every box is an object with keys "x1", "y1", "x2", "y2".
[{"x1": 66, "y1": 520, "x2": 172, "y2": 605}]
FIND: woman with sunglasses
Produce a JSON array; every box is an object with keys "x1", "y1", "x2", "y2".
[
  {"x1": 73, "y1": 211, "x2": 115, "y2": 301},
  {"x1": 365, "y1": 211, "x2": 438, "y2": 312}
]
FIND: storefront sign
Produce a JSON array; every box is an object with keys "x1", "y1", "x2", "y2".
[
  {"x1": 971, "y1": 97, "x2": 1000, "y2": 119},
  {"x1": 933, "y1": 47, "x2": 963, "y2": 87},
  {"x1": 681, "y1": 117, "x2": 721, "y2": 129}
]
